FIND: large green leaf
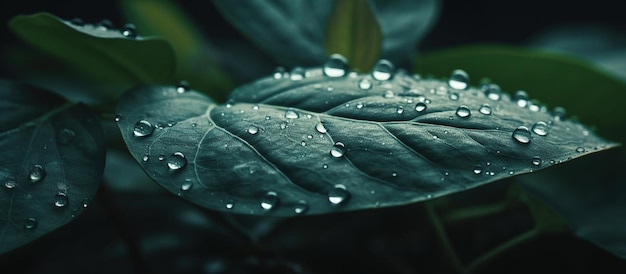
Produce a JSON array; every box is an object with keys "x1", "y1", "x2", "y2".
[
  {"x1": 116, "y1": 57, "x2": 615, "y2": 216},
  {"x1": 9, "y1": 12, "x2": 175, "y2": 99},
  {"x1": 0, "y1": 79, "x2": 106, "y2": 254}
]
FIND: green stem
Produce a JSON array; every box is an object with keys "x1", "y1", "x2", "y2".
[
  {"x1": 464, "y1": 228, "x2": 538, "y2": 273},
  {"x1": 442, "y1": 201, "x2": 513, "y2": 224},
  {"x1": 425, "y1": 202, "x2": 465, "y2": 274}
]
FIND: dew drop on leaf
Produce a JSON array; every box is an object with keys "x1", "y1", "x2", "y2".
[
  {"x1": 576, "y1": 147, "x2": 586, "y2": 153},
  {"x1": 512, "y1": 126, "x2": 532, "y2": 144},
  {"x1": 273, "y1": 67, "x2": 285, "y2": 79},
  {"x1": 315, "y1": 122, "x2": 327, "y2": 134},
  {"x1": 4, "y1": 180, "x2": 16, "y2": 189},
  {"x1": 330, "y1": 142, "x2": 345, "y2": 158},
  {"x1": 483, "y1": 84, "x2": 502, "y2": 101},
  {"x1": 176, "y1": 80, "x2": 189, "y2": 93},
  {"x1": 356, "y1": 103, "x2": 364, "y2": 109},
  {"x1": 371, "y1": 59, "x2": 394, "y2": 81},
  {"x1": 532, "y1": 121, "x2": 549, "y2": 136},
  {"x1": 24, "y1": 218, "x2": 38, "y2": 230},
  {"x1": 225, "y1": 201, "x2": 235, "y2": 209},
  {"x1": 120, "y1": 23, "x2": 137, "y2": 38},
  {"x1": 358, "y1": 78, "x2": 373, "y2": 90},
  {"x1": 167, "y1": 152, "x2": 187, "y2": 170},
  {"x1": 328, "y1": 184, "x2": 349, "y2": 205},
  {"x1": 448, "y1": 92, "x2": 459, "y2": 101},
  {"x1": 396, "y1": 106, "x2": 404, "y2": 114},
  {"x1": 133, "y1": 120, "x2": 154, "y2": 137},
  {"x1": 323, "y1": 54, "x2": 348, "y2": 78},
  {"x1": 247, "y1": 125, "x2": 259, "y2": 135},
  {"x1": 260, "y1": 191, "x2": 279, "y2": 210},
  {"x1": 284, "y1": 109, "x2": 299, "y2": 119},
  {"x1": 29, "y1": 165, "x2": 46, "y2": 182},
  {"x1": 294, "y1": 200, "x2": 309, "y2": 214},
  {"x1": 532, "y1": 156, "x2": 542, "y2": 166},
  {"x1": 448, "y1": 69, "x2": 469, "y2": 90},
  {"x1": 383, "y1": 90, "x2": 395, "y2": 98},
  {"x1": 57, "y1": 128, "x2": 75, "y2": 144},
  {"x1": 473, "y1": 165, "x2": 483, "y2": 175},
  {"x1": 415, "y1": 102, "x2": 427, "y2": 112},
  {"x1": 515, "y1": 90, "x2": 529, "y2": 108},
  {"x1": 479, "y1": 104, "x2": 492, "y2": 115},
  {"x1": 552, "y1": 106, "x2": 566, "y2": 120},
  {"x1": 181, "y1": 179, "x2": 192, "y2": 191},
  {"x1": 455, "y1": 105, "x2": 471, "y2": 118},
  {"x1": 114, "y1": 113, "x2": 122, "y2": 122},
  {"x1": 54, "y1": 192, "x2": 68, "y2": 208},
  {"x1": 290, "y1": 67, "x2": 305, "y2": 81}
]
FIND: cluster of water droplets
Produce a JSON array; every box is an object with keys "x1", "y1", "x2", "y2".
[{"x1": 67, "y1": 18, "x2": 138, "y2": 38}]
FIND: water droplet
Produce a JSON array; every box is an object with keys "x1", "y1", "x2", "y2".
[
  {"x1": 176, "y1": 80, "x2": 189, "y2": 93},
  {"x1": 473, "y1": 165, "x2": 482, "y2": 175},
  {"x1": 114, "y1": 114, "x2": 122, "y2": 122},
  {"x1": 479, "y1": 104, "x2": 492, "y2": 115},
  {"x1": 455, "y1": 105, "x2": 471, "y2": 118},
  {"x1": 133, "y1": 120, "x2": 154, "y2": 137},
  {"x1": 252, "y1": 105, "x2": 259, "y2": 110},
  {"x1": 29, "y1": 165, "x2": 45, "y2": 182},
  {"x1": 158, "y1": 155, "x2": 165, "y2": 161},
  {"x1": 448, "y1": 92, "x2": 459, "y2": 101},
  {"x1": 142, "y1": 155, "x2": 149, "y2": 162},
  {"x1": 273, "y1": 67, "x2": 285, "y2": 79},
  {"x1": 448, "y1": 69, "x2": 469, "y2": 90},
  {"x1": 315, "y1": 122, "x2": 327, "y2": 134},
  {"x1": 260, "y1": 191, "x2": 279, "y2": 210},
  {"x1": 415, "y1": 102, "x2": 427, "y2": 112},
  {"x1": 69, "y1": 18, "x2": 83, "y2": 26},
  {"x1": 301, "y1": 141, "x2": 307, "y2": 146},
  {"x1": 225, "y1": 201, "x2": 234, "y2": 209},
  {"x1": 532, "y1": 121, "x2": 549, "y2": 136},
  {"x1": 247, "y1": 125, "x2": 259, "y2": 135},
  {"x1": 167, "y1": 152, "x2": 187, "y2": 170},
  {"x1": 484, "y1": 84, "x2": 501, "y2": 101},
  {"x1": 356, "y1": 103, "x2": 364, "y2": 109},
  {"x1": 280, "y1": 123, "x2": 287, "y2": 130},
  {"x1": 57, "y1": 128, "x2": 76, "y2": 144},
  {"x1": 120, "y1": 23, "x2": 137, "y2": 38},
  {"x1": 294, "y1": 200, "x2": 309, "y2": 214},
  {"x1": 383, "y1": 90, "x2": 395, "y2": 98},
  {"x1": 396, "y1": 106, "x2": 404, "y2": 114},
  {"x1": 24, "y1": 218, "x2": 38, "y2": 229},
  {"x1": 285, "y1": 109, "x2": 299, "y2": 119},
  {"x1": 323, "y1": 54, "x2": 348, "y2": 77},
  {"x1": 512, "y1": 126, "x2": 532, "y2": 144},
  {"x1": 514, "y1": 90, "x2": 529, "y2": 108},
  {"x1": 552, "y1": 106, "x2": 566, "y2": 120},
  {"x1": 96, "y1": 19, "x2": 113, "y2": 31},
  {"x1": 328, "y1": 184, "x2": 349, "y2": 205},
  {"x1": 54, "y1": 192, "x2": 68, "y2": 208},
  {"x1": 358, "y1": 78, "x2": 373, "y2": 90},
  {"x1": 532, "y1": 156, "x2": 542, "y2": 166},
  {"x1": 372, "y1": 59, "x2": 394, "y2": 81},
  {"x1": 330, "y1": 142, "x2": 345, "y2": 158},
  {"x1": 576, "y1": 147, "x2": 586, "y2": 153},
  {"x1": 181, "y1": 179, "x2": 192, "y2": 191},
  {"x1": 290, "y1": 67, "x2": 305, "y2": 81},
  {"x1": 4, "y1": 180, "x2": 16, "y2": 189}
]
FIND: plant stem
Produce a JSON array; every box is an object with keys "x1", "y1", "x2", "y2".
[
  {"x1": 425, "y1": 202, "x2": 465, "y2": 274},
  {"x1": 464, "y1": 228, "x2": 538, "y2": 273}
]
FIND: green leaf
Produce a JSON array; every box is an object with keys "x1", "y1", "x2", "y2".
[
  {"x1": 120, "y1": 0, "x2": 234, "y2": 101},
  {"x1": 0, "y1": 79, "x2": 106, "y2": 254},
  {"x1": 9, "y1": 12, "x2": 175, "y2": 99},
  {"x1": 116, "y1": 61, "x2": 615, "y2": 216},
  {"x1": 414, "y1": 45, "x2": 626, "y2": 142},
  {"x1": 325, "y1": 0, "x2": 381, "y2": 71}
]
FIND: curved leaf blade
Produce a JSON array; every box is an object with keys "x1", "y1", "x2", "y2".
[
  {"x1": 117, "y1": 66, "x2": 616, "y2": 216},
  {"x1": 9, "y1": 13, "x2": 175, "y2": 96},
  {"x1": 0, "y1": 80, "x2": 106, "y2": 254}
]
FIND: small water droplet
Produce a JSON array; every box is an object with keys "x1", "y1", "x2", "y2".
[
  {"x1": 514, "y1": 90, "x2": 529, "y2": 108},
  {"x1": 330, "y1": 142, "x2": 345, "y2": 158},
  {"x1": 383, "y1": 90, "x2": 395, "y2": 98},
  {"x1": 273, "y1": 67, "x2": 285, "y2": 79},
  {"x1": 315, "y1": 122, "x2": 327, "y2": 134},
  {"x1": 252, "y1": 105, "x2": 260, "y2": 111},
  {"x1": 181, "y1": 179, "x2": 193, "y2": 191},
  {"x1": 552, "y1": 106, "x2": 566, "y2": 120},
  {"x1": 512, "y1": 126, "x2": 532, "y2": 144},
  {"x1": 448, "y1": 69, "x2": 469, "y2": 90},
  {"x1": 285, "y1": 109, "x2": 299, "y2": 119},
  {"x1": 415, "y1": 102, "x2": 427, "y2": 112},
  {"x1": 396, "y1": 106, "x2": 404, "y2": 114},
  {"x1": 290, "y1": 67, "x2": 305, "y2": 81},
  {"x1": 120, "y1": 23, "x2": 137, "y2": 38},
  {"x1": 356, "y1": 103, "x2": 364, "y2": 109},
  {"x1": 96, "y1": 19, "x2": 113, "y2": 31},
  {"x1": 328, "y1": 184, "x2": 349, "y2": 205},
  {"x1": 29, "y1": 165, "x2": 45, "y2": 182},
  {"x1": 167, "y1": 152, "x2": 187, "y2": 170},
  {"x1": 372, "y1": 59, "x2": 394, "y2": 81},
  {"x1": 358, "y1": 78, "x2": 373, "y2": 90},
  {"x1": 449, "y1": 92, "x2": 459, "y2": 100},
  {"x1": 484, "y1": 84, "x2": 501, "y2": 101},
  {"x1": 532, "y1": 156, "x2": 542, "y2": 166},
  {"x1": 280, "y1": 123, "x2": 287, "y2": 130},
  {"x1": 225, "y1": 201, "x2": 234, "y2": 209},
  {"x1": 54, "y1": 192, "x2": 68, "y2": 208},
  {"x1": 301, "y1": 141, "x2": 307, "y2": 146},
  {"x1": 532, "y1": 121, "x2": 549, "y2": 136},
  {"x1": 142, "y1": 155, "x2": 149, "y2": 162},
  {"x1": 69, "y1": 18, "x2": 83, "y2": 26},
  {"x1": 176, "y1": 80, "x2": 189, "y2": 93},
  {"x1": 158, "y1": 155, "x2": 165, "y2": 161},
  {"x1": 455, "y1": 105, "x2": 471, "y2": 118},
  {"x1": 576, "y1": 147, "x2": 586, "y2": 153},
  {"x1": 294, "y1": 200, "x2": 309, "y2": 214},
  {"x1": 323, "y1": 54, "x2": 348, "y2": 77},
  {"x1": 133, "y1": 120, "x2": 154, "y2": 137},
  {"x1": 247, "y1": 125, "x2": 259, "y2": 135},
  {"x1": 479, "y1": 104, "x2": 492, "y2": 115},
  {"x1": 473, "y1": 165, "x2": 482, "y2": 175},
  {"x1": 4, "y1": 180, "x2": 16, "y2": 189},
  {"x1": 24, "y1": 218, "x2": 38, "y2": 229},
  {"x1": 260, "y1": 191, "x2": 279, "y2": 210},
  {"x1": 114, "y1": 114, "x2": 122, "y2": 122}
]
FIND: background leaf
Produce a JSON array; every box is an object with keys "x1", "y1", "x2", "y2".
[
  {"x1": 325, "y1": 0, "x2": 381, "y2": 71},
  {"x1": 9, "y1": 12, "x2": 175, "y2": 100},
  {"x1": 0, "y1": 79, "x2": 106, "y2": 254},
  {"x1": 116, "y1": 63, "x2": 615, "y2": 216}
]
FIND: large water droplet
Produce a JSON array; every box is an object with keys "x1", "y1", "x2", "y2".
[
  {"x1": 133, "y1": 120, "x2": 154, "y2": 137},
  {"x1": 284, "y1": 109, "x2": 299, "y2": 119},
  {"x1": 479, "y1": 104, "x2": 492, "y2": 115},
  {"x1": 57, "y1": 128, "x2": 75, "y2": 144},
  {"x1": 323, "y1": 54, "x2": 348, "y2": 77},
  {"x1": 54, "y1": 192, "x2": 68, "y2": 208},
  {"x1": 176, "y1": 80, "x2": 189, "y2": 93},
  {"x1": 247, "y1": 125, "x2": 259, "y2": 135},
  {"x1": 24, "y1": 218, "x2": 38, "y2": 229},
  {"x1": 330, "y1": 142, "x2": 345, "y2": 158},
  {"x1": 328, "y1": 184, "x2": 349, "y2": 205},
  {"x1": 483, "y1": 84, "x2": 501, "y2": 101},
  {"x1": 315, "y1": 122, "x2": 327, "y2": 134},
  {"x1": 29, "y1": 165, "x2": 46, "y2": 182},
  {"x1": 448, "y1": 69, "x2": 469, "y2": 90},
  {"x1": 455, "y1": 105, "x2": 471, "y2": 118},
  {"x1": 512, "y1": 126, "x2": 532, "y2": 144},
  {"x1": 358, "y1": 78, "x2": 373, "y2": 90},
  {"x1": 260, "y1": 191, "x2": 279, "y2": 210},
  {"x1": 120, "y1": 23, "x2": 137, "y2": 38},
  {"x1": 415, "y1": 102, "x2": 427, "y2": 112},
  {"x1": 290, "y1": 67, "x2": 305, "y2": 81},
  {"x1": 273, "y1": 67, "x2": 285, "y2": 79},
  {"x1": 4, "y1": 180, "x2": 16, "y2": 189},
  {"x1": 167, "y1": 152, "x2": 187, "y2": 170},
  {"x1": 532, "y1": 156, "x2": 542, "y2": 166},
  {"x1": 532, "y1": 121, "x2": 549, "y2": 136},
  {"x1": 294, "y1": 200, "x2": 309, "y2": 214},
  {"x1": 372, "y1": 59, "x2": 394, "y2": 81},
  {"x1": 181, "y1": 179, "x2": 193, "y2": 191}
]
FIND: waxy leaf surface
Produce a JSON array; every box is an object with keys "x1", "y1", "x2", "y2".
[{"x1": 117, "y1": 66, "x2": 615, "y2": 216}]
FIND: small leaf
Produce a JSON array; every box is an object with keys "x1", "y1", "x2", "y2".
[
  {"x1": 0, "y1": 79, "x2": 106, "y2": 254},
  {"x1": 325, "y1": 0, "x2": 381, "y2": 71},
  {"x1": 117, "y1": 61, "x2": 616, "y2": 216},
  {"x1": 9, "y1": 13, "x2": 175, "y2": 98}
]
